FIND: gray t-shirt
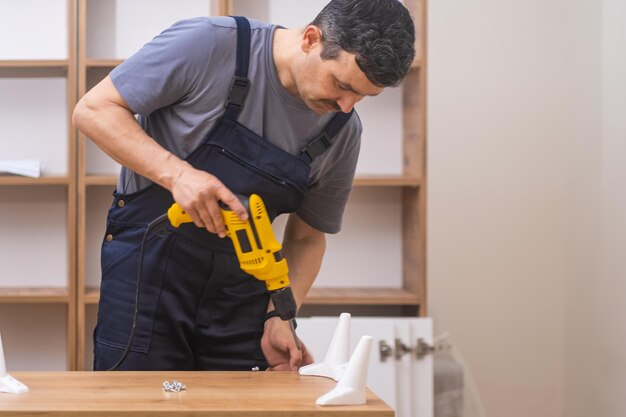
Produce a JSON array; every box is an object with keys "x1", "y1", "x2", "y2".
[{"x1": 110, "y1": 16, "x2": 362, "y2": 234}]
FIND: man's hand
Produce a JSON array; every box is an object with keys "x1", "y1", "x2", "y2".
[
  {"x1": 73, "y1": 76, "x2": 248, "y2": 236},
  {"x1": 259, "y1": 214, "x2": 323, "y2": 371},
  {"x1": 170, "y1": 166, "x2": 248, "y2": 237},
  {"x1": 261, "y1": 317, "x2": 313, "y2": 371}
]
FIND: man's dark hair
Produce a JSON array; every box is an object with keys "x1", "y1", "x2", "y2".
[{"x1": 310, "y1": 0, "x2": 416, "y2": 87}]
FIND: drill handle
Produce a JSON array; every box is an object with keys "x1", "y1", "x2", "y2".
[
  {"x1": 167, "y1": 195, "x2": 248, "y2": 228},
  {"x1": 167, "y1": 203, "x2": 193, "y2": 228}
]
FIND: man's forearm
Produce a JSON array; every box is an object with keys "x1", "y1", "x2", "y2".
[
  {"x1": 73, "y1": 76, "x2": 247, "y2": 235},
  {"x1": 72, "y1": 76, "x2": 190, "y2": 192},
  {"x1": 279, "y1": 214, "x2": 327, "y2": 311}
]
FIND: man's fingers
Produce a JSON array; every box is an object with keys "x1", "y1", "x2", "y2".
[
  {"x1": 188, "y1": 197, "x2": 225, "y2": 237},
  {"x1": 191, "y1": 205, "x2": 216, "y2": 232},
  {"x1": 207, "y1": 202, "x2": 226, "y2": 237},
  {"x1": 182, "y1": 207, "x2": 206, "y2": 229},
  {"x1": 218, "y1": 191, "x2": 248, "y2": 221},
  {"x1": 288, "y1": 342, "x2": 303, "y2": 371},
  {"x1": 170, "y1": 171, "x2": 242, "y2": 236}
]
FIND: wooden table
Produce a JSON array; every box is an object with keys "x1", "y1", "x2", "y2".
[{"x1": 0, "y1": 372, "x2": 393, "y2": 416}]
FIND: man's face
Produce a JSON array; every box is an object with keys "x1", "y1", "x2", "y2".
[{"x1": 294, "y1": 46, "x2": 384, "y2": 114}]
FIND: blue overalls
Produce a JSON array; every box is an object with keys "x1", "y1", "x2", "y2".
[{"x1": 93, "y1": 16, "x2": 353, "y2": 371}]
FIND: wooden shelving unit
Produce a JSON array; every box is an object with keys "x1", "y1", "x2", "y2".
[
  {"x1": 306, "y1": 287, "x2": 420, "y2": 306},
  {"x1": 0, "y1": 0, "x2": 425, "y2": 370},
  {"x1": 75, "y1": 0, "x2": 233, "y2": 371},
  {"x1": 74, "y1": 0, "x2": 426, "y2": 369},
  {"x1": 0, "y1": 0, "x2": 77, "y2": 370},
  {"x1": 82, "y1": 286, "x2": 420, "y2": 307},
  {"x1": 0, "y1": 176, "x2": 69, "y2": 186},
  {"x1": 0, "y1": 60, "x2": 68, "y2": 68},
  {"x1": 0, "y1": 287, "x2": 70, "y2": 304},
  {"x1": 84, "y1": 59, "x2": 123, "y2": 68},
  {"x1": 82, "y1": 175, "x2": 117, "y2": 186},
  {"x1": 79, "y1": 174, "x2": 420, "y2": 188}
]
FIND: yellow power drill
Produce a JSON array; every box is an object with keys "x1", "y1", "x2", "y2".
[{"x1": 167, "y1": 194, "x2": 299, "y2": 347}]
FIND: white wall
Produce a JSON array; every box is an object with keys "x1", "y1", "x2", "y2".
[
  {"x1": 429, "y1": 0, "x2": 626, "y2": 416},
  {"x1": 565, "y1": 0, "x2": 626, "y2": 416},
  {"x1": 428, "y1": 1, "x2": 572, "y2": 415}
]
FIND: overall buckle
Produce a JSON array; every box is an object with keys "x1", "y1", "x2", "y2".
[
  {"x1": 301, "y1": 132, "x2": 331, "y2": 162},
  {"x1": 225, "y1": 76, "x2": 250, "y2": 109}
]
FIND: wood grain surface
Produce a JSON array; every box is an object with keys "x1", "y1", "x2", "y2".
[{"x1": 0, "y1": 371, "x2": 393, "y2": 416}]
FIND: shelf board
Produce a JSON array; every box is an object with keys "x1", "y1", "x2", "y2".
[
  {"x1": 84, "y1": 287, "x2": 419, "y2": 306},
  {"x1": 85, "y1": 59, "x2": 124, "y2": 68},
  {"x1": 83, "y1": 175, "x2": 118, "y2": 186},
  {"x1": 0, "y1": 176, "x2": 69, "y2": 186},
  {"x1": 354, "y1": 175, "x2": 421, "y2": 187},
  {"x1": 84, "y1": 287, "x2": 100, "y2": 305},
  {"x1": 82, "y1": 175, "x2": 420, "y2": 187},
  {"x1": 0, "y1": 60, "x2": 68, "y2": 69},
  {"x1": 0, "y1": 287, "x2": 70, "y2": 304},
  {"x1": 306, "y1": 287, "x2": 419, "y2": 306}
]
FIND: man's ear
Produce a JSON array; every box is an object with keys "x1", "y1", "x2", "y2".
[{"x1": 301, "y1": 25, "x2": 323, "y2": 53}]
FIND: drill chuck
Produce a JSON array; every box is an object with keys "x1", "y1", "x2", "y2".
[{"x1": 270, "y1": 286, "x2": 297, "y2": 321}]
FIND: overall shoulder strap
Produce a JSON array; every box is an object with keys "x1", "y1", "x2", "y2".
[
  {"x1": 300, "y1": 110, "x2": 355, "y2": 163},
  {"x1": 223, "y1": 16, "x2": 251, "y2": 121}
]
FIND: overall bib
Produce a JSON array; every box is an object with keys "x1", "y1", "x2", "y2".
[{"x1": 94, "y1": 16, "x2": 353, "y2": 371}]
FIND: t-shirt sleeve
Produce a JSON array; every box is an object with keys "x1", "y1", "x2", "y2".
[
  {"x1": 296, "y1": 114, "x2": 362, "y2": 234},
  {"x1": 110, "y1": 17, "x2": 215, "y2": 116}
]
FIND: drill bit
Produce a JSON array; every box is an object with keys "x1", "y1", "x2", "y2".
[{"x1": 289, "y1": 319, "x2": 301, "y2": 351}]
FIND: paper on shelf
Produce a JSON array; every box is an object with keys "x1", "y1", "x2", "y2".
[{"x1": 0, "y1": 159, "x2": 41, "y2": 178}]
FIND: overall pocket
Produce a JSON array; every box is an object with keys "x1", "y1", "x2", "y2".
[
  {"x1": 96, "y1": 222, "x2": 176, "y2": 353},
  {"x1": 203, "y1": 144, "x2": 303, "y2": 221}
]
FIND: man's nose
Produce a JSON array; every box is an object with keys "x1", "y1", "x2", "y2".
[{"x1": 336, "y1": 93, "x2": 363, "y2": 113}]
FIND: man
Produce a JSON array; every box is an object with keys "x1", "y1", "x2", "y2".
[{"x1": 73, "y1": 0, "x2": 415, "y2": 372}]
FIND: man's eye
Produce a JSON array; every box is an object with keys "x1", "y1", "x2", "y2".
[{"x1": 338, "y1": 83, "x2": 349, "y2": 91}]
